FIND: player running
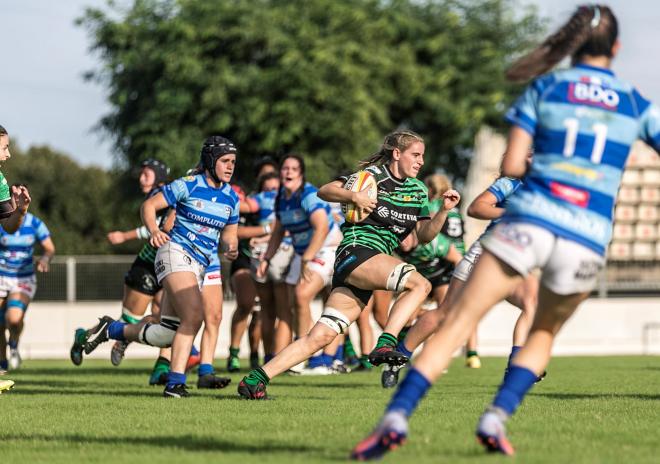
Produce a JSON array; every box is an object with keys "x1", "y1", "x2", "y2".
[
  {"x1": 0, "y1": 207, "x2": 55, "y2": 371},
  {"x1": 238, "y1": 130, "x2": 459, "y2": 399},
  {"x1": 352, "y1": 5, "x2": 660, "y2": 458}
]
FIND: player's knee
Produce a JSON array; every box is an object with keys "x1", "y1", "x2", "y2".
[
  {"x1": 386, "y1": 263, "x2": 417, "y2": 293},
  {"x1": 139, "y1": 316, "x2": 180, "y2": 347},
  {"x1": 317, "y1": 307, "x2": 351, "y2": 336},
  {"x1": 308, "y1": 326, "x2": 337, "y2": 349}
]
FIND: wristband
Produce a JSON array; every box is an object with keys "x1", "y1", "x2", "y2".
[
  {"x1": 135, "y1": 226, "x2": 150, "y2": 240},
  {"x1": 263, "y1": 223, "x2": 272, "y2": 234}
]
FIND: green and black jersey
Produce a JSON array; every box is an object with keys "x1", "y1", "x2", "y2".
[
  {"x1": 0, "y1": 171, "x2": 10, "y2": 203},
  {"x1": 338, "y1": 164, "x2": 430, "y2": 256},
  {"x1": 137, "y1": 186, "x2": 171, "y2": 264}
]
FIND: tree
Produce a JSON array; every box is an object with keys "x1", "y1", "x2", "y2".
[
  {"x1": 3, "y1": 143, "x2": 143, "y2": 254},
  {"x1": 80, "y1": 0, "x2": 544, "y2": 185}
]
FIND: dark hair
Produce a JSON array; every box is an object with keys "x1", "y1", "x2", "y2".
[
  {"x1": 257, "y1": 172, "x2": 279, "y2": 192},
  {"x1": 140, "y1": 158, "x2": 170, "y2": 185},
  {"x1": 0, "y1": 125, "x2": 7, "y2": 136},
  {"x1": 275, "y1": 153, "x2": 306, "y2": 212},
  {"x1": 507, "y1": 5, "x2": 618, "y2": 82},
  {"x1": 254, "y1": 156, "x2": 278, "y2": 177},
  {"x1": 359, "y1": 130, "x2": 424, "y2": 168}
]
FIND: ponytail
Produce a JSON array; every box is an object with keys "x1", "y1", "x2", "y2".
[
  {"x1": 359, "y1": 130, "x2": 424, "y2": 169},
  {"x1": 506, "y1": 5, "x2": 618, "y2": 82}
]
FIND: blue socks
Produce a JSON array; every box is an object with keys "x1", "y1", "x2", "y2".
[
  {"x1": 198, "y1": 363, "x2": 214, "y2": 376},
  {"x1": 190, "y1": 345, "x2": 200, "y2": 356},
  {"x1": 264, "y1": 353, "x2": 274, "y2": 363},
  {"x1": 507, "y1": 345, "x2": 522, "y2": 367},
  {"x1": 396, "y1": 340, "x2": 413, "y2": 359},
  {"x1": 167, "y1": 371, "x2": 186, "y2": 388},
  {"x1": 8, "y1": 340, "x2": 17, "y2": 350},
  {"x1": 308, "y1": 354, "x2": 324, "y2": 368},
  {"x1": 107, "y1": 321, "x2": 126, "y2": 341},
  {"x1": 492, "y1": 365, "x2": 538, "y2": 416},
  {"x1": 0, "y1": 360, "x2": 7, "y2": 370},
  {"x1": 334, "y1": 345, "x2": 344, "y2": 361},
  {"x1": 386, "y1": 368, "x2": 432, "y2": 417}
]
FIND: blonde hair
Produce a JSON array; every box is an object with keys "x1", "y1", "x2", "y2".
[
  {"x1": 425, "y1": 174, "x2": 452, "y2": 200},
  {"x1": 359, "y1": 130, "x2": 424, "y2": 168}
]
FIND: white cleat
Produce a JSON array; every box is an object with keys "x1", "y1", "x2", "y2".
[{"x1": 8, "y1": 349, "x2": 21, "y2": 370}]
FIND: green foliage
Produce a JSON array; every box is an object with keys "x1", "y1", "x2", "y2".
[
  {"x1": 80, "y1": 0, "x2": 544, "y2": 186},
  {"x1": 2, "y1": 144, "x2": 143, "y2": 254}
]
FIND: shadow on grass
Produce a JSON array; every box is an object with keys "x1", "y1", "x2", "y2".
[
  {"x1": 10, "y1": 387, "x2": 157, "y2": 398},
  {"x1": 18, "y1": 367, "x2": 150, "y2": 376},
  {"x1": 531, "y1": 392, "x2": 660, "y2": 401},
  {"x1": 2, "y1": 433, "x2": 321, "y2": 454}
]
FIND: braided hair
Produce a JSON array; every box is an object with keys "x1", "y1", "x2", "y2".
[{"x1": 359, "y1": 130, "x2": 424, "y2": 168}]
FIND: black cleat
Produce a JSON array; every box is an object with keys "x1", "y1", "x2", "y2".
[
  {"x1": 83, "y1": 316, "x2": 115, "y2": 355},
  {"x1": 237, "y1": 378, "x2": 268, "y2": 400},
  {"x1": 163, "y1": 383, "x2": 189, "y2": 398},
  {"x1": 381, "y1": 364, "x2": 403, "y2": 388},
  {"x1": 70, "y1": 328, "x2": 88, "y2": 366},
  {"x1": 197, "y1": 374, "x2": 231, "y2": 389},
  {"x1": 535, "y1": 370, "x2": 547, "y2": 383},
  {"x1": 368, "y1": 346, "x2": 409, "y2": 367}
]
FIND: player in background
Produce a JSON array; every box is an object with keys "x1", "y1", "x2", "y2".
[
  {"x1": 0, "y1": 203, "x2": 54, "y2": 371},
  {"x1": 381, "y1": 173, "x2": 465, "y2": 387},
  {"x1": 256, "y1": 154, "x2": 344, "y2": 375},
  {"x1": 226, "y1": 158, "x2": 279, "y2": 371},
  {"x1": 238, "y1": 131, "x2": 459, "y2": 399},
  {"x1": 0, "y1": 124, "x2": 33, "y2": 393},
  {"x1": 82, "y1": 136, "x2": 240, "y2": 397},
  {"x1": 352, "y1": 5, "x2": 660, "y2": 458}
]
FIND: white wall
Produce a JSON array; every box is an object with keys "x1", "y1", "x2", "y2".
[{"x1": 12, "y1": 297, "x2": 660, "y2": 360}]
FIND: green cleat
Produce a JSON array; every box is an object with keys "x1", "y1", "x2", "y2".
[
  {"x1": 227, "y1": 355, "x2": 241, "y2": 373},
  {"x1": 70, "y1": 328, "x2": 88, "y2": 366}
]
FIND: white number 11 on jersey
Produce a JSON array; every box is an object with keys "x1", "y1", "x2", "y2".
[{"x1": 563, "y1": 117, "x2": 608, "y2": 164}]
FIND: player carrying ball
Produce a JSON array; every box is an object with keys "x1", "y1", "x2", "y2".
[{"x1": 238, "y1": 130, "x2": 459, "y2": 399}]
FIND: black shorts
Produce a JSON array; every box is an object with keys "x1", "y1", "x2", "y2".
[
  {"x1": 427, "y1": 268, "x2": 452, "y2": 289},
  {"x1": 124, "y1": 256, "x2": 161, "y2": 296},
  {"x1": 331, "y1": 246, "x2": 381, "y2": 306},
  {"x1": 230, "y1": 253, "x2": 251, "y2": 276}
]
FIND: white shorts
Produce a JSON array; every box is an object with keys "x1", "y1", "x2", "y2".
[
  {"x1": 250, "y1": 241, "x2": 295, "y2": 284},
  {"x1": 203, "y1": 268, "x2": 222, "y2": 286},
  {"x1": 285, "y1": 246, "x2": 337, "y2": 286},
  {"x1": 155, "y1": 241, "x2": 206, "y2": 289},
  {"x1": 0, "y1": 274, "x2": 37, "y2": 299},
  {"x1": 481, "y1": 222, "x2": 605, "y2": 295},
  {"x1": 452, "y1": 240, "x2": 483, "y2": 282}
]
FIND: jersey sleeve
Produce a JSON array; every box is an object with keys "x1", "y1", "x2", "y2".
[
  {"x1": 504, "y1": 75, "x2": 554, "y2": 136},
  {"x1": 418, "y1": 189, "x2": 430, "y2": 220},
  {"x1": 33, "y1": 216, "x2": 51, "y2": 241},
  {"x1": 637, "y1": 99, "x2": 660, "y2": 153},
  {"x1": 161, "y1": 178, "x2": 191, "y2": 207},
  {"x1": 227, "y1": 195, "x2": 240, "y2": 226},
  {"x1": 487, "y1": 177, "x2": 514, "y2": 203},
  {"x1": 0, "y1": 171, "x2": 10, "y2": 203},
  {"x1": 301, "y1": 191, "x2": 327, "y2": 216}
]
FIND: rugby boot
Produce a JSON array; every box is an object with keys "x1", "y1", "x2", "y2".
[
  {"x1": 70, "y1": 328, "x2": 88, "y2": 366},
  {"x1": 351, "y1": 411, "x2": 408, "y2": 460},
  {"x1": 197, "y1": 374, "x2": 231, "y2": 389},
  {"x1": 84, "y1": 316, "x2": 115, "y2": 354},
  {"x1": 476, "y1": 407, "x2": 515, "y2": 456}
]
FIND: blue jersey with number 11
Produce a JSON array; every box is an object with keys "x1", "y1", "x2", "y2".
[{"x1": 504, "y1": 63, "x2": 660, "y2": 255}]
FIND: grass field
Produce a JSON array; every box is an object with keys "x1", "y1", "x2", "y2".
[{"x1": 2, "y1": 356, "x2": 659, "y2": 463}]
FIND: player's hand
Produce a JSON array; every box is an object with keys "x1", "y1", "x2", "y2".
[
  {"x1": 256, "y1": 259, "x2": 269, "y2": 279},
  {"x1": 12, "y1": 185, "x2": 30, "y2": 214},
  {"x1": 223, "y1": 246, "x2": 238, "y2": 261},
  {"x1": 351, "y1": 189, "x2": 377, "y2": 214},
  {"x1": 442, "y1": 189, "x2": 460, "y2": 211},
  {"x1": 107, "y1": 231, "x2": 126, "y2": 245},
  {"x1": 149, "y1": 230, "x2": 170, "y2": 248},
  {"x1": 36, "y1": 257, "x2": 50, "y2": 273}
]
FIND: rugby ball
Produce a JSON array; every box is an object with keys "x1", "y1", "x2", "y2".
[{"x1": 341, "y1": 170, "x2": 378, "y2": 223}]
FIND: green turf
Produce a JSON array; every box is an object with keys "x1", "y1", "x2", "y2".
[{"x1": 1, "y1": 356, "x2": 659, "y2": 463}]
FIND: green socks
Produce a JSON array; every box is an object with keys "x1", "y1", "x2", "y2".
[
  {"x1": 244, "y1": 367, "x2": 270, "y2": 386},
  {"x1": 229, "y1": 347, "x2": 240, "y2": 358},
  {"x1": 375, "y1": 332, "x2": 398, "y2": 349},
  {"x1": 344, "y1": 337, "x2": 357, "y2": 358},
  {"x1": 467, "y1": 350, "x2": 479, "y2": 358}
]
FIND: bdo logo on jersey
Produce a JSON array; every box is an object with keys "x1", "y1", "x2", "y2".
[{"x1": 568, "y1": 81, "x2": 619, "y2": 110}]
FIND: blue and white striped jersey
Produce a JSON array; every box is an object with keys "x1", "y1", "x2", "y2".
[
  {"x1": 484, "y1": 177, "x2": 523, "y2": 234},
  {"x1": 504, "y1": 63, "x2": 660, "y2": 255},
  {"x1": 250, "y1": 190, "x2": 277, "y2": 225},
  {"x1": 0, "y1": 213, "x2": 50, "y2": 277},
  {"x1": 162, "y1": 174, "x2": 240, "y2": 266},
  {"x1": 275, "y1": 183, "x2": 336, "y2": 255}
]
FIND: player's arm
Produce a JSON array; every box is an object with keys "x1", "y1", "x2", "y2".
[
  {"x1": 445, "y1": 244, "x2": 463, "y2": 266},
  {"x1": 1, "y1": 185, "x2": 30, "y2": 233},
  {"x1": 237, "y1": 223, "x2": 271, "y2": 240},
  {"x1": 36, "y1": 236, "x2": 55, "y2": 272},
  {"x1": 399, "y1": 230, "x2": 419, "y2": 253},
  {"x1": 467, "y1": 190, "x2": 504, "y2": 220},
  {"x1": 501, "y1": 126, "x2": 533, "y2": 178},
  {"x1": 256, "y1": 218, "x2": 285, "y2": 279},
  {"x1": 220, "y1": 223, "x2": 239, "y2": 260},
  {"x1": 318, "y1": 180, "x2": 376, "y2": 213},
  {"x1": 240, "y1": 196, "x2": 259, "y2": 214},
  {"x1": 141, "y1": 192, "x2": 170, "y2": 248},
  {"x1": 416, "y1": 190, "x2": 460, "y2": 244}
]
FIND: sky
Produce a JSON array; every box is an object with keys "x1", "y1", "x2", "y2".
[{"x1": 1, "y1": 0, "x2": 659, "y2": 169}]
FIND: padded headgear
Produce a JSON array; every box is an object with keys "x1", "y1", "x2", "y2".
[
  {"x1": 200, "y1": 136, "x2": 237, "y2": 183},
  {"x1": 141, "y1": 159, "x2": 170, "y2": 185}
]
